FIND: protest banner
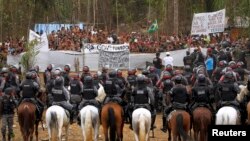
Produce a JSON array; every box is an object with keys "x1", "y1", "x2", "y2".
[
  {"x1": 98, "y1": 44, "x2": 130, "y2": 69},
  {"x1": 191, "y1": 9, "x2": 226, "y2": 35}
]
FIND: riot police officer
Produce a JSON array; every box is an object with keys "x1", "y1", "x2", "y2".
[
  {"x1": 62, "y1": 64, "x2": 71, "y2": 88},
  {"x1": 165, "y1": 75, "x2": 190, "y2": 126},
  {"x1": 51, "y1": 76, "x2": 74, "y2": 124},
  {"x1": 216, "y1": 71, "x2": 240, "y2": 113},
  {"x1": 132, "y1": 74, "x2": 155, "y2": 130},
  {"x1": 103, "y1": 70, "x2": 123, "y2": 105},
  {"x1": 190, "y1": 74, "x2": 214, "y2": 116},
  {"x1": 80, "y1": 66, "x2": 91, "y2": 85},
  {"x1": 19, "y1": 72, "x2": 44, "y2": 122},
  {"x1": 78, "y1": 76, "x2": 99, "y2": 110},
  {"x1": 69, "y1": 73, "x2": 83, "y2": 121}
]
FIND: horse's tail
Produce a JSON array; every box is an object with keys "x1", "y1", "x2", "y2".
[
  {"x1": 139, "y1": 113, "x2": 146, "y2": 141},
  {"x1": 176, "y1": 113, "x2": 189, "y2": 141},
  {"x1": 85, "y1": 109, "x2": 93, "y2": 141},
  {"x1": 108, "y1": 107, "x2": 116, "y2": 141},
  {"x1": 200, "y1": 114, "x2": 208, "y2": 141},
  {"x1": 19, "y1": 106, "x2": 33, "y2": 140},
  {"x1": 49, "y1": 111, "x2": 58, "y2": 141}
]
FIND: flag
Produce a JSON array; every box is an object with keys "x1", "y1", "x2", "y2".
[{"x1": 147, "y1": 20, "x2": 158, "y2": 33}]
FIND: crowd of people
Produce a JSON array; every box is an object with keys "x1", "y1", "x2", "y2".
[{"x1": 2, "y1": 26, "x2": 250, "y2": 59}]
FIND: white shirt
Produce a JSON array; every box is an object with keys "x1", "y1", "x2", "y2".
[{"x1": 163, "y1": 56, "x2": 174, "y2": 67}]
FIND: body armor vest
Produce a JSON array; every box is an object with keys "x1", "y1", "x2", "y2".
[
  {"x1": 134, "y1": 88, "x2": 148, "y2": 104},
  {"x1": 70, "y1": 80, "x2": 81, "y2": 95},
  {"x1": 52, "y1": 88, "x2": 66, "y2": 102},
  {"x1": 82, "y1": 87, "x2": 97, "y2": 100}
]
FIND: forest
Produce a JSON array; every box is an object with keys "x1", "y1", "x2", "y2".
[{"x1": 0, "y1": 0, "x2": 250, "y2": 41}]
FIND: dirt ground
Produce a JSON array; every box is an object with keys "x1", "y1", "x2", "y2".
[{"x1": 10, "y1": 112, "x2": 169, "y2": 141}]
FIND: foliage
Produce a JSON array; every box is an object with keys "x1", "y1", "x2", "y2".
[
  {"x1": 20, "y1": 39, "x2": 39, "y2": 73},
  {"x1": 0, "y1": 0, "x2": 250, "y2": 40}
]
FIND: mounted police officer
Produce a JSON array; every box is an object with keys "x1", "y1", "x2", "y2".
[
  {"x1": 190, "y1": 74, "x2": 214, "y2": 119},
  {"x1": 19, "y1": 72, "x2": 44, "y2": 122},
  {"x1": 132, "y1": 74, "x2": 155, "y2": 130},
  {"x1": 78, "y1": 75, "x2": 100, "y2": 110},
  {"x1": 43, "y1": 64, "x2": 54, "y2": 86},
  {"x1": 165, "y1": 75, "x2": 190, "y2": 127},
  {"x1": 216, "y1": 71, "x2": 241, "y2": 115},
  {"x1": 62, "y1": 64, "x2": 71, "y2": 88},
  {"x1": 80, "y1": 66, "x2": 91, "y2": 85},
  {"x1": 51, "y1": 76, "x2": 74, "y2": 124},
  {"x1": 103, "y1": 70, "x2": 123, "y2": 105},
  {"x1": 69, "y1": 73, "x2": 83, "y2": 121},
  {"x1": 158, "y1": 71, "x2": 174, "y2": 132}
]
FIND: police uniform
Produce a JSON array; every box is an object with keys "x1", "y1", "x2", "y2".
[
  {"x1": 190, "y1": 74, "x2": 214, "y2": 114},
  {"x1": 165, "y1": 76, "x2": 190, "y2": 119},
  {"x1": 51, "y1": 76, "x2": 74, "y2": 123},
  {"x1": 69, "y1": 77, "x2": 83, "y2": 119},
  {"x1": 0, "y1": 88, "x2": 16, "y2": 141},
  {"x1": 103, "y1": 71, "x2": 123, "y2": 105},
  {"x1": 217, "y1": 72, "x2": 240, "y2": 111},
  {"x1": 19, "y1": 72, "x2": 44, "y2": 122},
  {"x1": 132, "y1": 75, "x2": 155, "y2": 130},
  {"x1": 78, "y1": 76, "x2": 99, "y2": 110}
]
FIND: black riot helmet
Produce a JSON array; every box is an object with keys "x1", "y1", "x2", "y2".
[
  {"x1": 109, "y1": 70, "x2": 117, "y2": 78},
  {"x1": 136, "y1": 74, "x2": 145, "y2": 87},
  {"x1": 84, "y1": 75, "x2": 93, "y2": 86},
  {"x1": 25, "y1": 72, "x2": 33, "y2": 79},
  {"x1": 174, "y1": 75, "x2": 182, "y2": 84},
  {"x1": 54, "y1": 76, "x2": 64, "y2": 87},
  {"x1": 197, "y1": 74, "x2": 206, "y2": 84}
]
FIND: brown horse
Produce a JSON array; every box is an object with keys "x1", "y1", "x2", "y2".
[
  {"x1": 192, "y1": 107, "x2": 212, "y2": 141},
  {"x1": 247, "y1": 101, "x2": 250, "y2": 125},
  {"x1": 101, "y1": 102, "x2": 124, "y2": 141},
  {"x1": 17, "y1": 90, "x2": 46, "y2": 141},
  {"x1": 167, "y1": 110, "x2": 191, "y2": 141}
]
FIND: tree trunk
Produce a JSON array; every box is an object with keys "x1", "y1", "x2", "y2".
[{"x1": 173, "y1": 0, "x2": 179, "y2": 34}]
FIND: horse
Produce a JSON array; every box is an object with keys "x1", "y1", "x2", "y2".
[
  {"x1": 215, "y1": 106, "x2": 240, "y2": 125},
  {"x1": 247, "y1": 102, "x2": 250, "y2": 124},
  {"x1": 79, "y1": 105, "x2": 100, "y2": 141},
  {"x1": 17, "y1": 90, "x2": 47, "y2": 141},
  {"x1": 101, "y1": 102, "x2": 124, "y2": 141},
  {"x1": 45, "y1": 105, "x2": 70, "y2": 141},
  {"x1": 167, "y1": 110, "x2": 192, "y2": 141},
  {"x1": 132, "y1": 108, "x2": 151, "y2": 141},
  {"x1": 192, "y1": 107, "x2": 212, "y2": 141}
]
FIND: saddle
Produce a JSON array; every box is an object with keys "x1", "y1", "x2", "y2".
[
  {"x1": 134, "y1": 104, "x2": 150, "y2": 111},
  {"x1": 173, "y1": 102, "x2": 187, "y2": 110}
]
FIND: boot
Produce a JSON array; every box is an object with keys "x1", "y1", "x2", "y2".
[
  {"x1": 70, "y1": 111, "x2": 74, "y2": 124},
  {"x1": 161, "y1": 117, "x2": 167, "y2": 133},
  {"x1": 150, "y1": 114, "x2": 156, "y2": 130}
]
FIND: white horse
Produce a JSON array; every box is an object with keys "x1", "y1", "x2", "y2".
[
  {"x1": 215, "y1": 106, "x2": 240, "y2": 125},
  {"x1": 45, "y1": 105, "x2": 70, "y2": 141},
  {"x1": 79, "y1": 105, "x2": 100, "y2": 141},
  {"x1": 132, "y1": 108, "x2": 151, "y2": 141}
]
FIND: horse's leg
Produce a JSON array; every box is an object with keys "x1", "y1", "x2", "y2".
[
  {"x1": 102, "y1": 122, "x2": 109, "y2": 141},
  {"x1": 194, "y1": 130, "x2": 198, "y2": 141},
  {"x1": 35, "y1": 122, "x2": 39, "y2": 141},
  {"x1": 65, "y1": 125, "x2": 69, "y2": 141},
  {"x1": 94, "y1": 119, "x2": 100, "y2": 141},
  {"x1": 168, "y1": 128, "x2": 172, "y2": 141}
]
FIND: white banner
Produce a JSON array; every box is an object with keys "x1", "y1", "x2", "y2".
[
  {"x1": 83, "y1": 43, "x2": 129, "y2": 53},
  {"x1": 191, "y1": 9, "x2": 226, "y2": 35},
  {"x1": 98, "y1": 44, "x2": 130, "y2": 69}
]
